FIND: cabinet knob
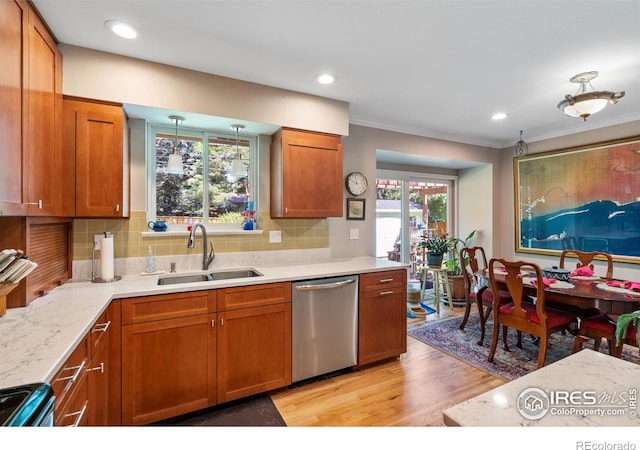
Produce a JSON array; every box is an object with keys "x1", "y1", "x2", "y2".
[{"x1": 115, "y1": 204, "x2": 120, "y2": 212}]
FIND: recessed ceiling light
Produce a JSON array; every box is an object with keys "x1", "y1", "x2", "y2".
[
  {"x1": 491, "y1": 112, "x2": 508, "y2": 120},
  {"x1": 316, "y1": 74, "x2": 335, "y2": 85},
  {"x1": 105, "y1": 20, "x2": 138, "y2": 39}
]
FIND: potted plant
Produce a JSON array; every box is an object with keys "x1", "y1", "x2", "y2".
[
  {"x1": 444, "y1": 230, "x2": 478, "y2": 300},
  {"x1": 419, "y1": 234, "x2": 451, "y2": 267}
]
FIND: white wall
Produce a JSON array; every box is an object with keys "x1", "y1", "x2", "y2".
[
  {"x1": 59, "y1": 44, "x2": 349, "y2": 136},
  {"x1": 497, "y1": 121, "x2": 640, "y2": 279},
  {"x1": 458, "y1": 165, "x2": 494, "y2": 258}
]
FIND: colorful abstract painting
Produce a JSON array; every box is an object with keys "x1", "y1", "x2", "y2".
[{"x1": 514, "y1": 136, "x2": 640, "y2": 262}]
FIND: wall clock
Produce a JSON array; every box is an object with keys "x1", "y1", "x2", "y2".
[{"x1": 345, "y1": 172, "x2": 368, "y2": 196}]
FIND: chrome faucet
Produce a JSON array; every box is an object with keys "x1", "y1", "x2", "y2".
[{"x1": 187, "y1": 223, "x2": 215, "y2": 270}]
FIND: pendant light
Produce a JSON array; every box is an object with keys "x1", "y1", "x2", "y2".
[
  {"x1": 230, "y1": 124, "x2": 246, "y2": 178},
  {"x1": 513, "y1": 130, "x2": 528, "y2": 157},
  {"x1": 167, "y1": 115, "x2": 184, "y2": 175}
]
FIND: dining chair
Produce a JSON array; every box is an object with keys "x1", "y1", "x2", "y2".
[
  {"x1": 560, "y1": 249, "x2": 619, "y2": 352},
  {"x1": 487, "y1": 258, "x2": 579, "y2": 369},
  {"x1": 559, "y1": 249, "x2": 613, "y2": 279},
  {"x1": 573, "y1": 314, "x2": 638, "y2": 357},
  {"x1": 458, "y1": 246, "x2": 512, "y2": 346}
]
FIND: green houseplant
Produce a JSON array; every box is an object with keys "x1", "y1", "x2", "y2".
[
  {"x1": 419, "y1": 234, "x2": 451, "y2": 267},
  {"x1": 444, "y1": 229, "x2": 478, "y2": 275}
]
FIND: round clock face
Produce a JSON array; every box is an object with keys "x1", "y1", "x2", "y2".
[{"x1": 345, "y1": 172, "x2": 368, "y2": 196}]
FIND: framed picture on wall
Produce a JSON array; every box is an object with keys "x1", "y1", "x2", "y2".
[
  {"x1": 514, "y1": 135, "x2": 640, "y2": 263},
  {"x1": 346, "y1": 198, "x2": 366, "y2": 220}
]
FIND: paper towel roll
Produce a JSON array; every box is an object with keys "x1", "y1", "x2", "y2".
[{"x1": 101, "y1": 235, "x2": 115, "y2": 281}]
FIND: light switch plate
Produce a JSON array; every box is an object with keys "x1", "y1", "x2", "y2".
[
  {"x1": 269, "y1": 230, "x2": 282, "y2": 243},
  {"x1": 94, "y1": 234, "x2": 104, "y2": 250},
  {"x1": 349, "y1": 228, "x2": 359, "y2": 240}
]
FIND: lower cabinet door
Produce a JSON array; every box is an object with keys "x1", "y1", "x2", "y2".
[
  {"x1": 121, "y1": 314, "x2": 216, "y2": 425},
  {"x1": 217, "y1": 303, "x2": 291, "y2": 403},
  {"x1": 358, "y1": 287, "x2": 407, "y2": 365},
  {"x1": 87, "y1": 334, "x2": 110, "y2": 426}
]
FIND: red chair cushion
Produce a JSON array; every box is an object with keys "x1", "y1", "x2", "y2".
[
  {"x1": 581, "y1": 314, "x2": 638, "y2": 341},
  {"x1": 481, "y1": 289, "x2": 511, "y2": 305},
  {"x1": 498, "y1": 302, "x2": 576, "y2": 328}
]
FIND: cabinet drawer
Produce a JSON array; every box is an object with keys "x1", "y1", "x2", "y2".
[
  {"x1": 55, "y1": 372, "x2": 89, "y2": 427},
  {"x1": 89, "y1": 306, "x2": 112, "y2": 355},
  {"x1": 360, "y1": 270, "x2": 406, "y2": 291},
  {"x1": 121, "y1": 291, "x2": 214, "y2": 325},
  {"x1": 218, "y1": 282, "x2": 291, "y2": 311},
  {"x1": 51, "y1": 335, "x2": 89, "y2": 414}
]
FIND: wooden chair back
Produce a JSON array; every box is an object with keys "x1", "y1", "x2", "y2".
[
  {"x1": 559, "y1": 249, "x2": 613, "y2": 279},
  {"x1": 488, "y1": 258, "x2": 548, "y2": 336},
  {"x1": 459, "y1": 246, "x2": 488, "y2": 298}
]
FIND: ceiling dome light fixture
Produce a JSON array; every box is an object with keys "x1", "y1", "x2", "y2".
[
  {"x1": 105, "y1": 20, "x2": 138, "y2": 39},
  {"x1": 316, "y1": 74, "x2": 335, "y2": 85},
  {"x1": 492, "y1": 112, "x2": 507, "y2": 120},
  {"x1": 230, "y1": 124, "x2": 246, "y2": 178},
  {"x1": 513, "y1": 130, "x2": 528, "y2": 157},
  {"x1": 557, "y1": 71, "x2": 625, "y2": 121},
  {"x1": 166, "y1": 115, "x2": 185, "y2": 175}
]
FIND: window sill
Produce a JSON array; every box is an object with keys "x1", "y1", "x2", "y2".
[{"x1": 141, "y1": 229, "x2": 264, "y2": 238}]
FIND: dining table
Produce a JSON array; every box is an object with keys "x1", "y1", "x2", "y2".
[{"x1": 476, "y1": 268, "x2": 640, "y2": 316}]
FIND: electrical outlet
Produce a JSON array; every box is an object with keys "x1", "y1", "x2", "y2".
[
  {"x1": 269, "y1": 230, "x2": 282, "y2": 243},
  {"x1": 349, "y1": 228, "x2": 359, "y2": 240},
  {"x1": 94, "y1": 234, "x2": 104, "y2": 250}
]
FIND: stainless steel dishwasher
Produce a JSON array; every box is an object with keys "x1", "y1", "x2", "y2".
[{"x1": 292, "y1": 275, "x2": 359, "y2": 382}]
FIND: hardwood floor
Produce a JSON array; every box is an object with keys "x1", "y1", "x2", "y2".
[{"x1": 271, "y1": 304, "x2": 505, "y2": 426}]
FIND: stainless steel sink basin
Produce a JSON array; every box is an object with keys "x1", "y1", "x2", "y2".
[
  {"x1": 209, "y1": 269, "x2": 262, "y2": 280},
  {"x1": 157, "y1": 269, "x2": 262, "y2": 285},
  {"x1": 157, "y1": 274, "x2": 212, "y2": 285}
]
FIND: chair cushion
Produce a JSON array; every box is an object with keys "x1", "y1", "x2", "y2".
[
  {"x1": 498, "y1": 302, "x2": 576, "y2": 328},
  {"x1": 581, "y1": 314, "x2": 638, "y2": 341},
  {"x1": 481, "y1": 289, "x2": 511, "y2": 305}
]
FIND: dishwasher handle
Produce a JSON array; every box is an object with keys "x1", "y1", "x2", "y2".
[{"x1": 294, "y1": 278, "x2": 357, "y2": 291}]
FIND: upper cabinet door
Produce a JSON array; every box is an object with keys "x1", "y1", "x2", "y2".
[
  {"x1": 0, "y1": 1, "x2": 63, "y2": 217},
  {"x1": 68, "y1": 99, "x2": 127, "y2": 218},
  {"x1": 25, "y1": 5, "x2": 63, "y2": 216},
  {"x1": 270, "y1": 128, "x2": 343, "y2": 218},
  {"x1": 0, "y1": 1, "x2": 27, "y2": 215}
]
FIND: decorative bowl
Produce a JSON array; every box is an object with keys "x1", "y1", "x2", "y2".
[{"x1": 542, "y1": 267, "x2": 571, "y2": 281}]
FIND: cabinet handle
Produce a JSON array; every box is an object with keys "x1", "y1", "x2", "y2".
[
  {"x1": 87, "y1": 362, "x2": 104, "y2": 373},
  {"x1": 92, "y1": 320, "x2": 111, "y2": 334},
  {"x1": 115, "y1": 204, "x2": 120, "y2": 212},
  {"x1": 65, "y1": 404, "x2": 88, "y2": 427},
  {"x1": 379, "y1": 290, "x2": 394, "y2": 296},
  {"x1": 378, "y1": 278, "x2": 394, "y2": 284},
  {"x1": 220, "y1": 318, "x2": 224, "y2": 326},
  {"x1": 26, "y1": 200, "x2": 43, "y2": 208},
  {"x1": 211, "y1": 319, "x2": 215, "y2": 328},
  {"x1": 56, "y1": 360, "x2": 86, "y2": 383},
  {"x1": 285, "y1": 207, "x2": 288, "y2": 214}
]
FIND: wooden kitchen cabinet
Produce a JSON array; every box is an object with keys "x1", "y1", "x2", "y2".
[
  {"x1": 358, "y1": 270, "x2": 407, "y2": 365},
  {"x1": 63, "y1": 97, "x2": 129, "y2": 218},
  {"x1": 86, "y1": 303, "x2": 118, "y2": 426},
  {"x1": 52, "y1": 334, "x2": 89, "y2": 426},
  {"x1": 216, "y1": 282, "x2": 292, "y2": 403},
  {"x1": 0, "y1": 0, "x2": 65, "y2": 216},
  {"x1": 270, "y1": 128, "x2": 343, "y2": 218},
  {"x1": 120, "y1": 291, "x2": 216, "y2": 425}
]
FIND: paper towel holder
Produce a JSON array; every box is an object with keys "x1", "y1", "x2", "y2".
[{"x1": 91, "y1": 232, "x2": 121, "y2": 283}]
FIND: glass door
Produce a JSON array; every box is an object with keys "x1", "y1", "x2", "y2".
[{"x1": 376, "y1": 175, "x2": 452, "y2": 282}]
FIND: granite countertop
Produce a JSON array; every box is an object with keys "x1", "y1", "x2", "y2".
[
  {"x1": 443, "y1": 349, "x2": 640, "y2": 426},
  {"x1": 0, "y1": 256, "x2": 407, "y2": 390}
]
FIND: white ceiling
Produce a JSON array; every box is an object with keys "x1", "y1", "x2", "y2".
[{"x1": 33, "y1": 0, "x2": 640, "y2": 152}]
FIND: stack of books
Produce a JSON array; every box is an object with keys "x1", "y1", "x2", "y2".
[{"x1": 0, "y1": 249, "x2": 38, "y2": 284}]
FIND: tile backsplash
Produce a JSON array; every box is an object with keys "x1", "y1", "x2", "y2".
[{"x1": 72, "y1": 210, "x2": 329, "y2": 260}]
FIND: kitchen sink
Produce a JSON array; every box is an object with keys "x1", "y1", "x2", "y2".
[{"x1": 157, "y1": 269, "x2": 262, "y2": 285}]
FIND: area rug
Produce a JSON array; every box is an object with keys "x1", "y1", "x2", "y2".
[
  {"x1": 408, "y1": 314, "x2": 640, "y2": 381},
  {"x1": 160, "y1": 395, "x2": 286, "y2": 426}
]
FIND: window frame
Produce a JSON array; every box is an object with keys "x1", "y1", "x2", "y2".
[{"x1": 145, "y1": 122, "x2": 258, "y2": 233}]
